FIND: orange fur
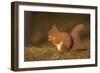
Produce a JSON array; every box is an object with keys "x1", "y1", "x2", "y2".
[
  {"x1": 48, "y1": 24, "x2": 85, "y2": 52},
  {"x1": 48, "y1": 25, "x2": 72, "y2": 52}
]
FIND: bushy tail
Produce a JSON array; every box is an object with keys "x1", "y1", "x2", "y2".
[{"x1": 69, "y1": 24, "x2": 85, "y2": 50}]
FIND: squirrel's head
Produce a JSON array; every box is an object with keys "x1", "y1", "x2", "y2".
[{"x1": 48, "y1": 24, "x2": 59, "y2": 42}]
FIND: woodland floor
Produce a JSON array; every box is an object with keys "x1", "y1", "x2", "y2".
[{"x1": 24, "y1": 39, "x2": 90, "y2": 61}]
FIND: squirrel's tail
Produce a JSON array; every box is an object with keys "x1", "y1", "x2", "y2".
[{"x1": 69, "y1": 24, "x2": 85, "y2": 50}]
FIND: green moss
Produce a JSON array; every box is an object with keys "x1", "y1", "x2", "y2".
[{"x1": 24, "y1": 40, "x2": 90, "y2": 61}]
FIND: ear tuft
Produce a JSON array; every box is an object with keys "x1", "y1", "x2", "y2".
[{"x1": 51, "y1": 24, "x2": 58, "y2": 32}]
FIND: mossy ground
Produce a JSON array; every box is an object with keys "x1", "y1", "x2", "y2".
[{"x1": 24, "y1": 39, "x2": 90, "y2": 61}]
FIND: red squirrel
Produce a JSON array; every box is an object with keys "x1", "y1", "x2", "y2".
[{"x1": 48, "y1": 24, "x2": 85, "y2": 52}]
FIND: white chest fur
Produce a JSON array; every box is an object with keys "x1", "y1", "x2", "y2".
[{"x1": 54, "y1": 42, "x2": 63, "y2": 51}]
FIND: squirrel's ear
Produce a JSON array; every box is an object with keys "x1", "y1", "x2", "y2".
[{"x1": 51, "y1": 24, "x2": 58, "y2": 32}]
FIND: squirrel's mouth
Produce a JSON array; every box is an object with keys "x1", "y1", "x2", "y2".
[
  {"x1": 48, "y1": 35, "x2": 52, "y2": 42},
  {"x1": 48, "y1": 38, "x2": 51, "y2": 42}
]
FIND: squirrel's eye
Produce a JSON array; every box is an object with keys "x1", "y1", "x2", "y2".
[
  {"x1": 51, "y1": 32, "x2": 55, "y2": 35},
  {"x1": 49, "y1": 31, "x2": 53, "y2": 35}
]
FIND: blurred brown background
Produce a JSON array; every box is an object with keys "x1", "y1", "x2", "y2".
[
  {"x1": 24, "y1": 11, "x2": 90, "y2": 61},
  {"x1": 24, "y1": 11, "x2": 90, "y2": 47}
]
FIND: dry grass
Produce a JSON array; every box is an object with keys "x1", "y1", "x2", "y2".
[{"x1": 24, "y1": 39, "x2": 90, "y2": 61}]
